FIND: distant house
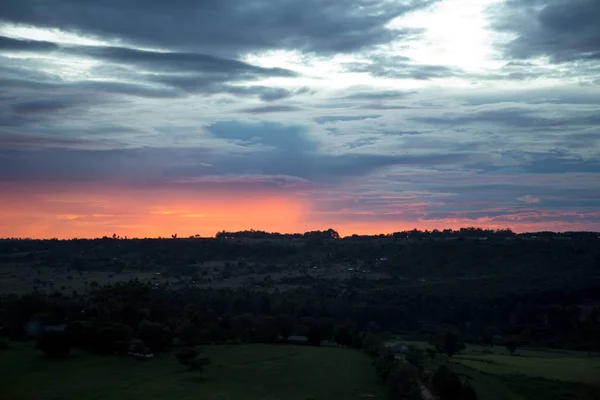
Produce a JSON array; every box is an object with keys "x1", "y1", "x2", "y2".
[
  {"x1": 127, "y1": 344, "x2": 154, "y2": 359},
  {"x1": 286, "y1": 335, "x2": 308, "y2": 344},
  {"x1": 43, "y1": 324, "x2": 67, "y2": 333},
  {"x1": 389, "y1": 344, "x2": 409, "y2": 354},
  {"x1": 24, "y1": 321, "x2": 67, "y2": 338}
]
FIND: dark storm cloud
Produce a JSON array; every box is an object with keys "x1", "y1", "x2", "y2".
[
  {"x1": 0, "y1": 133, "x2": 125, "y2": 150},
  {"x1": 466, "y1": 150, "x2": 600, "y2": 175},
  {"x1": 0, "y1": 39, "x2": 302, "y2": 101},
  {"x1": 69, "y1": 45, "x2": 297, "y2": 77},
  {"x1": 0, "y1": 148, "x2": 178, "y2": 183},
  {"x1": 0, "y1": 35, "x2": 59, "y2": 52},
  {"x1": 313, "y1": 115, "x2": 382, "y2": 124},
  {"x1": 183, "y1": 85, "x2": 312, "y2": 102},
  {"x1": 0, "y1": 121, "x2": 471, "y2": 185},
  {"x1": 238, "y1": 105, "x2": 303, "y2": 114},
  {"x1": 0, "y1": 65, "x2": 182, "y2": 98},
  {"x1": 11, "y1": 99, "x2": 73, "y2": 115},
  {"x1": 1, "y1": 37, "x2": 298, "y2": 81},
  {"x1": 0, "y1": 0, "x2": 438, "y2": 56},
  {"x1": 345, "y1": 55, "x2": 462, "y2": 80},
  {"x1": 254, "y1": 87, "x2": 307, "y2": 102},
  {"x1": 459, "y1": 86, "x2": 600, "y2": 106},
  {"x1": 336, "y1": 90, "x2": 417, "y2": 101},
  {"x1": 523, "y1": 157, "x2": 600, "y2": 174},
  {"x1": 412, "y1": 107, "x2": 600, "y2": 130},
  {"x1": 357, "y1": 104, "x2": 425, "y2": 110},
  {"x1": 207, "y1": 121, "x2": 318, "y2": 153},
  {"x1": 490, "y1": 0, "x2": 600, "y2": 62}
]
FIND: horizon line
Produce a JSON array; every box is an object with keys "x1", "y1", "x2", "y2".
[{"x1": 2, "y1": 226, "x2": 600, "y2": 241}]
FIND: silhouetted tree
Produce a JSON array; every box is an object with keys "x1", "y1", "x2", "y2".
[
  {"x1": 432, "y1": 365, "x2": 462, "y2": 400},
  {"x1": 442, "y1": 333, "x2": 465, "y2": 358},
  {"x1": 387, "y1": 363, "x2": 420, "y2": 400},
  {"x1": 138, "y1": 320, "x2": 171, "y2": 352},
  {"x1": 36, "y1": 332, "x2": 70, "y2": 357},
  {"x1": 374, "y1": 352, "x2": 397, "y2": 382},
  {"x1": 405, "y1": 347, "x2": 425, "y2": 369},
  {"x1": 175, "y1": 348, "x2": 198, "y2": 366},
  {"x1": 460, "y1": 381, "x2": 478, "y2": 400},
  {"x1": 188, "y1": 356, "x2": 211, "y2": 375},
  {"x1": 426, "y1": 348, "x2": 437, "y2": 359},
  {"x1": 505, "y1": 336, "x2": 519, "y2": 355}
]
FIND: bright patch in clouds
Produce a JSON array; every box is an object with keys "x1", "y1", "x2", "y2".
[
  {"x1": 0, "y1": 23, "x2": 110, "y2": 46},
  {"x1": 389, "y1": 0, "x2": 506, "y2": 72}
]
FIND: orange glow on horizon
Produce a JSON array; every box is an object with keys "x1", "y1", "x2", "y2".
[
  {"x1": 0, "y1": 183, "x2": 312, "y2": 239},
  {"x1": 1, "y1": 183, "x2": 598, "y2": 239}
]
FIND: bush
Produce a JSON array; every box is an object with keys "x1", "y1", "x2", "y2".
[
  {"x1": 176, "y1": 323, "x2": 202, "y2": 346},
  {"x1": 188, "y1": 356, "x2": 211, "y2": 375},
  {"x1": 138, "y1": 320, "x2": 172, "y2": 352},
  {"x1": 431, "y1": 365, "x2": 462, "y2": 400},
  {"x1": 88, "y1": 324, "x2": 133, "y2": 354},
  {"x1": 36, "y1": 332, "x2": 70, "y2": 357},
  {"x1": 461, "y1": 381, "x2": 478, "y2": 400},
  {"x1": 387, "y1": 363, "x2": 420, "y2": 400},
  {"x1": 175, "y1": 348, "x2": 198, "y2": 365},
  {"x1": 505, "y1": 335, "x2": 519, "y2": 355},
  {"x1": 426, "y1": 348, "x2": 437, "y2": 359},
  {"x1": 405, "y1": 347, "x2": 425, "y2": 369}
]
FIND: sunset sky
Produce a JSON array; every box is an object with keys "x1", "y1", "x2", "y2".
[{"x1": 1, "y1": 0, "x2": 599, "y2": 238}]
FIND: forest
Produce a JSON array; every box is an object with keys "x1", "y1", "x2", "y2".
[{"x1": 1, "y1": 229, "x2": 600, "y2": 399}]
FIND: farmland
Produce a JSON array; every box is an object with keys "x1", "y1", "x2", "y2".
[
  {"x1": 394, "y1": 340, "x2": 600, "y2": 400},
  {"x1": 1, "y1": 232, "x2": 600, "y2": 400},
  {"x1": 0, "y1": 343, "x2": 384, "y2": 400}
]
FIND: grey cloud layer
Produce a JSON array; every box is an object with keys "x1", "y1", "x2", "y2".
[
  {"x1": 0, "y1": 35, "x2": 302, "y2": 99},
  {"x1": 0, "y1": 0, "x2": 436, "y2": 56},
  {"x1": 1, "y1": 0, "x2": 600, "y2": 229},
  {"x1": 490, "y1": 0, "x2": 600, "y2": 63}
]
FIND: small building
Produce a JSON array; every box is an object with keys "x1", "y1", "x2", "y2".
[
  {"x1": 286, "y1": 335, "x2": 308, "y2": 344},
  {"x1": 24, "y1": 321, "x2": 67, "y2": 338},
  {"x1": 389, "y1": 344, "x2": 409, "y2": 354},
  {"x1": 127, "y1": 344, "x2": 154, "y2": 359},
  {"x1": 44, "y1": 324, "x2": 67, "y2": 333}
]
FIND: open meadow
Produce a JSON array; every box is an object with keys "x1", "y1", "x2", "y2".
[
  {"x1": 395, "y1": 340, "x2": 600, "y2": 400},
  {"x1": 0, "y1": 343, "x2": 385, "y2": 400}
]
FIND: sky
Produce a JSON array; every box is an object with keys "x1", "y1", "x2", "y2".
[{"x1": 1, "y1": 0, "x2": 599, "y2": 239}]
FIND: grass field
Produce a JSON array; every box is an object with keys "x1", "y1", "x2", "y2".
[
  {"x1": 394, "y1": 340, "x2": 600, "y2": 400},
  {"x1": 0, "y1": 343, "x2": 385, "y2": 400}
]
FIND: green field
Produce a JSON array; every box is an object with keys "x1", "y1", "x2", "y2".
[
  {"x1": 0, "y1": 343, "x2": 385, "y2": 400},
  {"x1": 395, "y1": 340, "x2": 600, "y2": 400}
]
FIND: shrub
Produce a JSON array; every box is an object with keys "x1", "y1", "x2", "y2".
[
  {"x1": 138, "y1": 320, "x2": 172, "y2": 352},
  {"x1": 405, "y1": 347, "x2": 425, "y2": 369},
  {"x1": 188, "y1": 356, "x2": 211, "y2": 375},
  {"x1": 426, "y1": 348, "x2": 437, "y2": 359},
  {"x1": 36, "y1": 332, "x2": 71, "y2": 357},
  {"x1": 431, "y1": 365, "x2": 462, "y2": 400},
  {"x1": 175, "y1": 348, "x2": 197, "y2": 365}
]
